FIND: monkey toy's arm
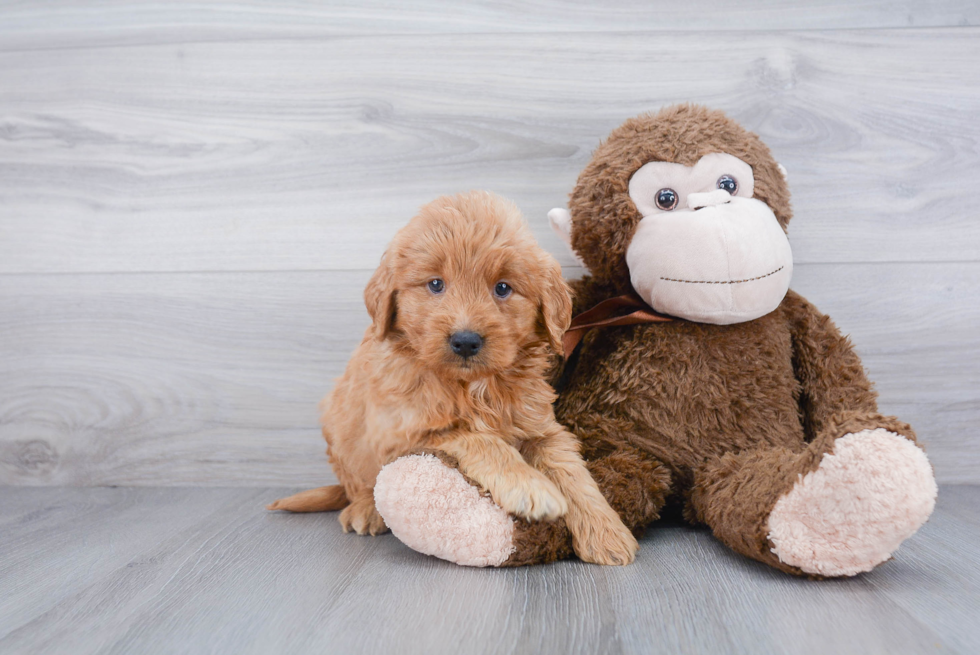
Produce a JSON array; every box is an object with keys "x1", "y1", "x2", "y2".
[{"x1": 782, "y1": 289, "x2": 918, "y2": 446}]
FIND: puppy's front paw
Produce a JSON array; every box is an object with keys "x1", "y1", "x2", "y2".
[
  {"x1": 339, "y1": 498, "x2": 388, "y2": 536},
  {"x1": 572, "y1": 514, "x2": 639, "y2": 566},
  {"x1": 496, "y1": 475, "x2": 568, "y2": 522}
]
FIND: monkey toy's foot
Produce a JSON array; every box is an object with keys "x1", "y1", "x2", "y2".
[
  {"x1": 374, "y1": 452, "x2": 518, "y2": 567},
  {"x1": 766, "y1": 428, "x2": 937, "y2": 577}
]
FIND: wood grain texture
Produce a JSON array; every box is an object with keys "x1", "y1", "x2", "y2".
[
  {"x1": 1, "y1": 485, "x2": 976, "y2": 654},
  {"x1": 1, "y1": 28, "x2": 979, "y2": 273},
  {"x1": 0, "y1": 0, "x2": 976, "y2": 48},
  {"x1": 0, "y1": 487, "x2": 249, "y2": 639},
  {"x1": 0, "y1": 4, "x2": 976, "y2": 489},
  {"x1": 1, "y1": 262, "x2": 975, "y2": 486}
]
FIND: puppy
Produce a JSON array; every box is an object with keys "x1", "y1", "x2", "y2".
[{"x1": 268, "y1": 191, "x2": 638, "y2": 565}]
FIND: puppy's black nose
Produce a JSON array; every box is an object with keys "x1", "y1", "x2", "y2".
[{"x1": 450, "y1": 331, "x2": 483, "y2": 359}]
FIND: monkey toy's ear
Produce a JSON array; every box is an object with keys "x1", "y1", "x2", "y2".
[
  {"x1": 548, "y1": 208, "x2": 587, "y2": 269},
  {"x1": 364, "y1": 253, "x2": 398, "y2": 339}
]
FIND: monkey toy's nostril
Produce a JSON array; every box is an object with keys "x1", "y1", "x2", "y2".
[
  {"x1": 688, "y1": 189, "x2": 733, "y2": 211},
  {"x1": 449, "y1": 331, "x2": 484, "y2": 359}
]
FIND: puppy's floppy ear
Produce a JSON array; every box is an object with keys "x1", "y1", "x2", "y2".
[
  {"x1": 364, "y1": 253, "x2": 397, "y2": 339},
  {"x1": 539, "y1": 259, "x2": 573, "y2": 356}
]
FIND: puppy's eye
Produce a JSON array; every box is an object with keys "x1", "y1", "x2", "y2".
[
  {"x1": 717, "y1": 175, "x2": 738, "y2": 194},
  {"x1": 655, "y1": 188, "x2": 678, "y2": 211},
  {"x1": 493, "y1": 282, "x2": 512, "y2": 299},
  {"x1": 427, "y1": 278, "x2": 445, "y2": 294}
]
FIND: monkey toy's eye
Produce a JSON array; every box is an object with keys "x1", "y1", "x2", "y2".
[
  {"x1": 655, "y1": 188, "x2": 678, "y2": 211},
  {"x1": 493, "y1": 281, "x2": 512, "y2": 299},
  {"x1": 427, "y1": 278, "x2": 445, "y2": 294},
  {"x1": 717, "y1": 175, "x2": 738, "y2": 194}
]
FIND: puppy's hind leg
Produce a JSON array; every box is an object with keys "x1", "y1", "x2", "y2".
[
  {"x1": 339, "y1": 488, "x2": 388, "y2": 536},
  {"x1": 267, "y1": 485, "x2": 349, "y2": 512}
]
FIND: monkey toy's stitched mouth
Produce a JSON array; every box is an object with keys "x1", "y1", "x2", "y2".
[{"x1": 659, "y1": 265, "x2": 785, "y2": 286}]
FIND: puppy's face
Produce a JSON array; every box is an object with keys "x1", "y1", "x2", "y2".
[{"x1": 364, "y1": 192, "x2": 571, "y2": 381}]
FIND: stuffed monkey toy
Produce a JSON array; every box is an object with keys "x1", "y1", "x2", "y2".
[{"x1": 373, "y1": 104, "x2": 937, "y2": 577}]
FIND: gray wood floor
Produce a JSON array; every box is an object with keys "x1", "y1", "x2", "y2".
[{"x1": 0, "y1": 484, "x2": 977, "y2": 655}]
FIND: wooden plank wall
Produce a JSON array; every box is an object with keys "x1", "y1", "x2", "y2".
[{"x1": 1, "y1": 2, "x2": 978, "y2": 486}]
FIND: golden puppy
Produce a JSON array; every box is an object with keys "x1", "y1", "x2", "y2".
[{"x1": 268, "y1": 191, "x2": 637, "y2": 565}]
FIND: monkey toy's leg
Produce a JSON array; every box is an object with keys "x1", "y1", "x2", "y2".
[
  {"x1": 690, "y1": 424, "x2": 935, "y2": 576},
  {"x1": 373, "y1": 442, "x2": 671, "y2": 567},
  {"x1": 690, "y1": 293, "x2": 937, "y2": 577}
]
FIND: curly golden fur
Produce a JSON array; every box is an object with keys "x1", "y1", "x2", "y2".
[{"x1": 268, "y1": 191, "x2": 638, "y2": 565}]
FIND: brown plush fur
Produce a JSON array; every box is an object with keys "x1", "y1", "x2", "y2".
[
  {"x1": 268, "y1": 191, "x2": 638, "y2": 565},
  {"x1": 490, "y1": 105, "x2": 921, "y2": 572}
]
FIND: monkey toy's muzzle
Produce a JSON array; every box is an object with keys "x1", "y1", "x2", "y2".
[{"x1": 625, "y1": 194, "x2": 793, "y2": 325}]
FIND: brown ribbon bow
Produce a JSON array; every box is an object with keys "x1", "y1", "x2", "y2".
[{"x1": 562, "y1": 293, "x2": 674, "y2": 357}]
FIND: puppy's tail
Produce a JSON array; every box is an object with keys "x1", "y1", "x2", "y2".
[{"x1": 266, "y1": 485, "x2": 349, "y2": 513}]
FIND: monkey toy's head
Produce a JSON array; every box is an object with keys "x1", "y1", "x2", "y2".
[{"x1": 549, "y1": 104, "x2": 794, "y2": 325}]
